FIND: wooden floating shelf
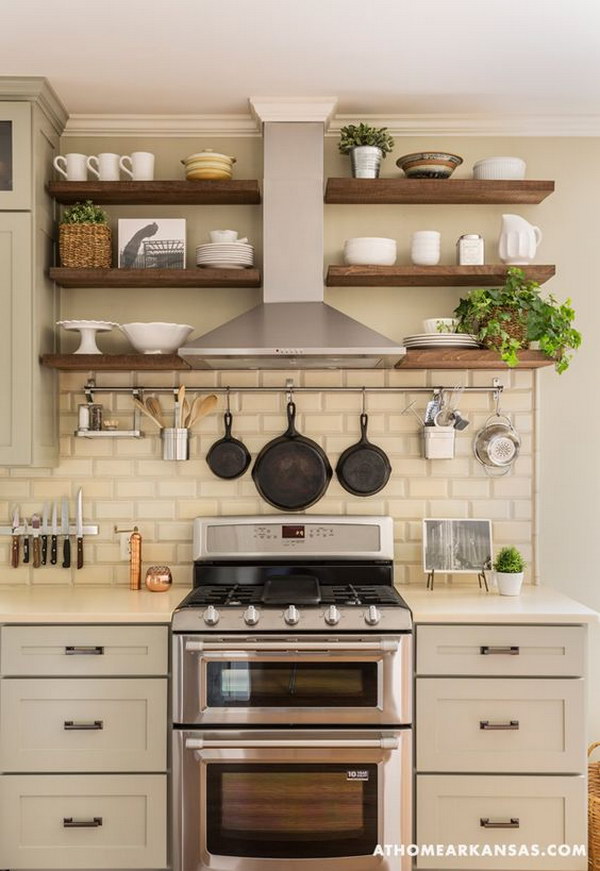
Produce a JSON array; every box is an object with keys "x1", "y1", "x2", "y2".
[
  {"x1": 42, "y1": 351, "x2": 553, "y2": 372},
  {"x1": 325, "y1": 178, "x2": 555, "y2": 205},
  {"x1": 42, "y1": 354, "x2": 192, "y2": 371},
  {"x1": 47, "y1": 179, "x2": 261, "y2": 205},
  {"x1": 49, "y1": 267, "x2": 261, "y2": 289},
  {"x1": 397, "y1": 349, "x2": 554, "y2": 369},
  {"x1": 326, "y1": 264, "x2": 556, "y2": 287}
]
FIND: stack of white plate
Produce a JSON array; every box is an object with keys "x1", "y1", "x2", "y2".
[
  {"x1": 404, "y1": 333, "x2": 480, "y2": 349},
  {"x1": 196, "y1": 242, "x2": 254, "y2": 270}
]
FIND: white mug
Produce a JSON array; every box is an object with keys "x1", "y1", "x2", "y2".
[
  {"x1": 411, "y1": 230, "x2": 441, "y2": 266},
  {"x1": 53, "y1": 153, "x2": 88, "y2": 181},
  {"x1": 209, "y1": 229, "x2": 238, "y2": 243},
  {"x1": 87, "y1": 153, "x2": 121, "y2": 181},
  {"x1": 119, "y1": 151, "x2": 155, "y2": 181}
]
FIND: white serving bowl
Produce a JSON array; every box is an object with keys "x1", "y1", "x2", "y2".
[
  {"x1": 120, "y1": 322, "x2": 194, "y2": 355},
  {"x1": 473, "y1": 157, "x2": 526, "y2": 180},
  {"x1": 344, "y1": 237, "x2": 397, "y2": 266},
  {"x1": 423, "y1": 318, "x2": 458, "y2": 334}
]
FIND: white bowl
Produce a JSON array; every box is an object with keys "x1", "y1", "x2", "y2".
[
  {"x1": 344, "y1": 237, "x2": 396, "y2": 246},
  {"x1": 473, "y1": 157, "x2": 526, "y2": 180},
  {"x1": 423, "y1": 318, "x2": 458, "y2": 334},
  {"x1": 120, "y1": 322, "x2": 194, "y2": 354}
]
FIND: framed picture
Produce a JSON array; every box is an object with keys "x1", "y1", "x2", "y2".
[
  {"x1": 118, "y1": 218, "x2": 186, "y2": 269},
  {"x1": 422, "y1": 518, "x2": 493, "y2": 574}
]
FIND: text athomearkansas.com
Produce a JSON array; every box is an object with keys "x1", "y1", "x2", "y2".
[{"x1": 374, "y1": 844, "x2": 586, "y2": 858}]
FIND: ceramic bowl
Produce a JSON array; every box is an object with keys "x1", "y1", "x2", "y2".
[
  {"x1": 343, "y1": 237, "x2": 397, "y2": 266},
  {"x1": 396, "y1": 152, "x2": 463, "y2": 179},
  {"x1": 473, "y1": 157, "x2": 526, "y2": 180},
  {"x1": 120, "y1": 322, "x2": 194, "y2": 355},
  {"x1": 182, "y1": 149, "x2": 236, "y2": 181},
  {"x1": 423, "y1": 318, "x2": 458, "y2": 334}
]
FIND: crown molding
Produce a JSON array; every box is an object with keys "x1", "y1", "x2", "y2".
[
  {"x1": 249, "y1": 97, "x2": 338, "y2": 128},
  {"x1": 0, "y1": 76, "x2": 68, "y2": 133},
  {"x1": 63, "y1": 111, "x2": 600, "y2": 138}
]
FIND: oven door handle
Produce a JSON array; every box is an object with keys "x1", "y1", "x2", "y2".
[
  {"x1": 184, "y1": 639, "x2": 400, "y2": 653},
  {"x1": 185, "y1": 735, "x2": 399, "y2": 750}
]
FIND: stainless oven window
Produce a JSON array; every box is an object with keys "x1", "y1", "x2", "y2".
[
  {"x1": 206, "y1": 661, "x2": 378, "y2": 707},
  {"x1": 206, "y1": 763, "x2": 378, "y2": 858}
]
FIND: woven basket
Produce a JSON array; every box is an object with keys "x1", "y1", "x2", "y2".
[
  {"x1": 59, "y1": 224, "x2": 112, "y2": 268},
  {"x1": 480, "y1": 307, "x2": 528, "y2": 352},
  {"x1": 589, "y1": 742, "x2": 600, "y2": 870}
]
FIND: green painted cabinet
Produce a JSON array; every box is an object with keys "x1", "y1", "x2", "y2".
[{"x1": 0, "y1": 81, "x2": 67, "y2": 466}]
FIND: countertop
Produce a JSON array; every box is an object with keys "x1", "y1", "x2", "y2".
[{"x1": 0, "y1": 583, "x2": 595, "y2": 624}]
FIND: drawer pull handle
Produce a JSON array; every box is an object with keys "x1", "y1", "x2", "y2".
[
  {"x1": 480, "y1": 817, "x2": 520, "y2": 829},
  {"x1": 63, "y1": 817, "x2": 103, "y2": 828},
  {"x1": 64, "y1": 720, "x2": 104, "y2": 731},
  {"x1": 480, "y1": 720, "x2": 520, "y2": 731},
  {"x1": 65, "y1": 645, "x2": 104, "y2": 656},
  {"x1": 480, "y1": 645, "x2": 520, "y2": 655}
]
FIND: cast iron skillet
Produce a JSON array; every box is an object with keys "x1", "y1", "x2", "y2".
[
  {"x1": 252, "y1": 401, "x2": 332, "y2": 510},
  {"x1": 336, "y1": 413, "x2": 392, "y2": 496},
  {"x1": 206, "y1": 411, "x2": 251, "y2": 479}
]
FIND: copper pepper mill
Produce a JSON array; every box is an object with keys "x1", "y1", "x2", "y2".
[{"x1": 114, "y1": 525, "x2": 142, "y2": 590}]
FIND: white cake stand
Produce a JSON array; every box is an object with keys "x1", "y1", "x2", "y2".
[{"x1": 57, "y1": 320, "x2": 118, "y2": 354}]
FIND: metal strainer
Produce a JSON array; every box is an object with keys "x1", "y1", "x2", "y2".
[{"x1": 473, "y1": 413, "x2": 521, "y2": 475}]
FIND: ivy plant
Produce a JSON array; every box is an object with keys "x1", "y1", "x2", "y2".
[
  {"x1": 61, "y1": 200, "x2": 109, "y2": 225},
  {"x1": 454, "y1": 267, "x2": 581, "y2": 373},
  {"x1": 494, "y1": 546, "x2": 526, "y2": 574},
  {"x1": 338, "y1": 123, "x2": 395, "y2": 156}
]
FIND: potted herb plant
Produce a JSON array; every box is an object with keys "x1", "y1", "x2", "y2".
[
  {"x1": 338, "y1": 123, "x2": 395, "y2": 178},
  {"x1": 493, "y1": 546, "x2": 526, "y2": 596},
  {"x1": 454, "y1": 267, "x2": 581, "y2": 372},
  {"x1": 59, "y1": 200, "x2": 111, "y2": 268}
]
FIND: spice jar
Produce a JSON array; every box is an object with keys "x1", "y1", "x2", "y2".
[
  {"x1": 88, "y1": 403, "x2": 104, "y2": 431},
  {"x1": 457, "y1": 234, "x2": 484, "y2": 265}
]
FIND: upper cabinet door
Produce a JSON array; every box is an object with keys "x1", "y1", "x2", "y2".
[{"x1": 0, "y1": 102, "x2": 32, "y2": 211}]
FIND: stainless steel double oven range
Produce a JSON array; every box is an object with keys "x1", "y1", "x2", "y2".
[{"x1": 172, "y1": 515, "x2": 413, "y2": 871}]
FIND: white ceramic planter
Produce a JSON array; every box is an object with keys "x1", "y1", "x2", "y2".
[{"x1": 496, "y1": 571, "x2": 524, "y2": 596}]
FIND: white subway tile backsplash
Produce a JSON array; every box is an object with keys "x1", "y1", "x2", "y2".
[{"x1": 0, "y1": 373, "x2": 536, "y2": 585}]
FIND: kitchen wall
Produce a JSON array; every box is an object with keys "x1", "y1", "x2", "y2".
[
  {"x1": 3, "y1": 129, "x2": 599, "y2": 726},
  {"x1": 0, "y1": 367, "x2": 534, "y2": 586}
]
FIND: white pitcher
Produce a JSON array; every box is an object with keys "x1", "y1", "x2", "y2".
[{"x1": 498, "y1": 213, "x2": 542, "y2": 265}]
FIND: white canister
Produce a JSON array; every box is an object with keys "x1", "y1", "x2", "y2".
[
  {"x1": 411, "y1": 231, "x2": 441, "y2": 266},
  {"x1": 423, "y1": 425, "x2": 455, "y2": 459},
  {"x1": 457, "y1": 234, "x2": 485, "y2": 265}
]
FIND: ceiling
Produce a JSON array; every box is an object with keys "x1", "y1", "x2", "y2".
[{"x1": 1, "y1": 0, "x2": 600, "y2": 117}]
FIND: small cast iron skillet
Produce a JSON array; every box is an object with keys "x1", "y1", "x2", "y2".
[
  {"x1": 336, "y1": 413, "x2": 391, "y2": 496},
  {"x1": 206, "y1": 411, "x2": 251, "y2": 479}
]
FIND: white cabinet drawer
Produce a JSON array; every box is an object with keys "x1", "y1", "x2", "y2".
[
  {"x1": 416, "y1": 775, "x2": 586, "y2": 869},
  {"x1": 417, "y1": 625, "x2": 585, "y2": 677},
  {"x1": 0, "y1": 773, "x2": 166, "y2": 869},
  {"x1": 0, "y1": 624, "x2": 168, "y2": 676},
  {"x1": 0, "y1": 678, "x2": 167, "y2": 772},
  {"x1": 417, "y1": 678, "x2": 584, "y2": 774}
]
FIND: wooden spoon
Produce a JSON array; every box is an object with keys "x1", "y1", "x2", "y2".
[
  {"x1": 187, "y1": 393, "x2": 218, "y2": 428},
  {"x1": 174, "y1": 385, "x2": 185, "y2": 428},
  {"x1": 132, "y1": 397, "x2": 163, "y2": 430},
  {"x1": 146, "y1": 395, "x2": 164, "y2": 427}
]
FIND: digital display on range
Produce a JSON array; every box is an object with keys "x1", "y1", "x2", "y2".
[{"x1": 282, "y1": 525, "x2": 305, "y2": 539}]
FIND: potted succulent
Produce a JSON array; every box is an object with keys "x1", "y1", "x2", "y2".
[
  {"x1": 58, "y1": 200, "x2": 111, "y2": 268},
  {"x1": 454, "y1": 267, "x2": 581, "y2": 373},
  {"x1": 493, "y1": 546, "x2": 526, "y2": 596},
  {"x1": 338, "y1": 123, "x2": 395, "y2": 179}
]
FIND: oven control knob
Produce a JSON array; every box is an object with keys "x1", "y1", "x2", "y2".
[
  {"x1": 324, "y1": 605, "x2": 341, "y2": 626},
  {"x1": 203, "y1": 605, "x2": 220, "y2": 626},
  {"x1": 284, "y1": 605, "x2": 300, "y2": 626},
  {"x1": 243, "y1": 605, "x2": 260, "y2": 626},
  {"x1": 364, "y1": 605, "x2": 381, "y2": 626}
]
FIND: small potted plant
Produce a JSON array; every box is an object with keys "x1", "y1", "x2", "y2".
[
  {"x1": 454, "y1": 267, "x2": 581, "y2": 372},
  {"x1": 338, "y1": 123, "x2": 395, "y2": 178},
  {"x1": 493, "y1": 546, "x2": 526, "y2": 596},
  {"x1": 59, "y1": 200, "x2": 111, "y2": 268}
]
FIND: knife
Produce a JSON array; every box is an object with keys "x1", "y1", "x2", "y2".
[
  {"x1": 61, "y1": 496, "x2": 71, "y2": 569},
  {"x1": 22, "y1": 518, "x2": 30, "y2": 564},
  {"x1": 50, "y1": 500, "x2": 58, "y2": 565},
  {"x1": 76, "y1": 488, "x2": 84, "y2": 570},
  {"x1": 32, "y1": 514, "x2": 41, "y2": 568},
  {"x1": 11, "y1": 505, "x2": 20, "y2": 568},
  {"x1": 41, "y1": 501, "x2": 49, "y2": 565}
]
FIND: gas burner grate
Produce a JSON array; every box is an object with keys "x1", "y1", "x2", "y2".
[
  {"x1": 180, "y1": 585, "x2": 263, "y2": 608},
  {"x1": 320, "y1": 585, "x2": 404, "y2": 606}
]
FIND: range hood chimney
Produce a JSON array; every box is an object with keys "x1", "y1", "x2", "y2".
[{"x1": 179, "y1": 97, "x2": 406, "y2": 369}]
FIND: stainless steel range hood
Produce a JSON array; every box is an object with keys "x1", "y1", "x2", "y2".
[{"x1": 179, "y1": 99, "x2": 406, "y2": 370}]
